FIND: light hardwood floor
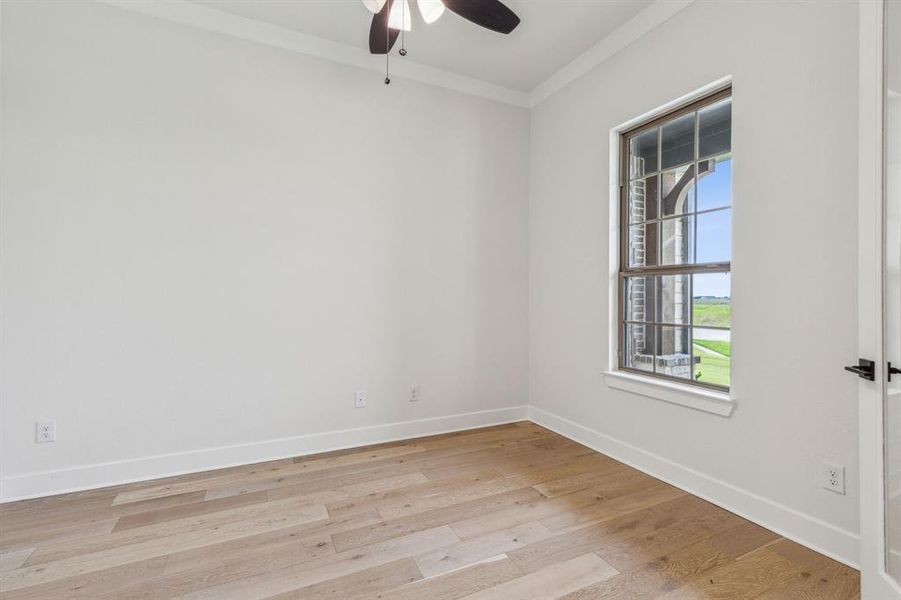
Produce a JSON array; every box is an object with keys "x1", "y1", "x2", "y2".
[{"x1": 0, "y1": 422, "x2": 859, "y2": 599}]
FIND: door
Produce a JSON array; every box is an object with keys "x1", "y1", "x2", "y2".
[{"x1": 860, "y1": 1, "x2": 901, "y2": 598}]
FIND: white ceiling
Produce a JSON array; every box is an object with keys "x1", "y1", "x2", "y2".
[{"x1": 192, "y1": 0, "x2": 655, "y2": 92}]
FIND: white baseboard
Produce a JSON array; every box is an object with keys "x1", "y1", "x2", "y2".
[
  {"x1": 0, "y1": 405, "x2": 529, "y2": 503},
  {"x1": 0, "y1": 402, "x2": 862, "y2": 571},
  {"x1": 527, "y1": 405, "x2": 861, "y2": 569}
]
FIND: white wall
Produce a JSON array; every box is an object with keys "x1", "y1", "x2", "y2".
[
  {"x1": 1, "y1": 0, "x2": 865, "y2": 567},
  {"x1": 0, "y1": 0, "x2": 530, "y2": 498},
  {"x1": 530, "y1": 0, "x2": 860, "y2": 563}
]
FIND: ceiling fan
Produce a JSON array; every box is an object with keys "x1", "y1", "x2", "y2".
[{"x1": 361, "y1": 0, "x2": 521, "y2": 82}]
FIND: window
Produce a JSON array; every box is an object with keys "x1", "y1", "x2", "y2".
[{"x1": 618, "y1": 88, "x2": 732, "y2": 391}]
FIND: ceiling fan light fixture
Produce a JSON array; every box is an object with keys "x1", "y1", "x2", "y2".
[
  {"x1": 417, "y1": 0, "x2": 445, "y2": 24},
  {"x1": 387, "y1": 0, "x2": 412, "y2": 31},
  {"x1": 361, "y1": 0, "x2": 387, "y2": 15}
]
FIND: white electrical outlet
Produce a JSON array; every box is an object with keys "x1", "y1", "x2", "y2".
[
  {"x1": 409, "y1": 385, "x2": 420, "y2": 402},
  {"x1": 36, "y1": 421, "x2": 56, "y2": 443},
  {"x1": 823, "y1": 462, "x2": 845, "y2": 495},
  {"x1": 354, "y1": 390, "x2": 366, "y2": 408}
]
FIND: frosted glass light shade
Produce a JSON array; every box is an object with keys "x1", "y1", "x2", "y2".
[
  {"x1": 361, "y1": 0, "x2": 387, "y2": 14},
  {"x1": 388, "y1": 0, "x2": 412, "y2": 31},
  {"x1": 417, "y1": 0, "x2": 445, "y2": 23}
]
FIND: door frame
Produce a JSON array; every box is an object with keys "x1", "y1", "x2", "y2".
[{"x1": 859, "y1": 0, "x2": 898, "y2": 597}]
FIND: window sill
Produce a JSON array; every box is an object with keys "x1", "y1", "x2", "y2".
[{"x1": 602, "y1": 370, "x2": 735, "y2": 417}]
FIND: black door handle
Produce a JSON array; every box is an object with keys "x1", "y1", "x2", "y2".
[
  {"x1": 845, "y1": 359, "x2": 876, "y2": 381},
  {"x1": 889, "y1": 362, "x2": 901, "y2": 382}
]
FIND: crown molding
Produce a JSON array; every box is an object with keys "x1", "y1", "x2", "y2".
[
  {"x1": 97, "y1": 0, "x2": 694, "y2": 110},
  {"x1": 528, "y1": 0, "x2": 696, "y2": 108},
  {"x1": 97, "y1": 0, "x2": 531, "y2": 108}
]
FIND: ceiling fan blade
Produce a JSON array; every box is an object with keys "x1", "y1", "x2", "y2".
[
  {"x1": 388, "y1": 0, "x2": 412, "y2": 32},
  {"x1": 361, "y1": 0, "x2": 387, "y2": 14},
  {"x1": 369, "y1": 0, "x2": 400, "y2": 54},
  {"x1": 443, "y1": 0, "x2": 520, "y2": 34},
  {"x1": 417, "y1": 0, "x2": 445, "y2": 24}
]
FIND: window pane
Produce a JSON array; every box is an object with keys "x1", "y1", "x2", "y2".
[
  {"x1": 628, "y1": 175, "x2": 659, "y2": 223},
  {"x1": 655, "y1": 326, "x2": 691, "y2": 380},
  {"x1": 629, "y1": 128, "x2": 658, "y2": 178},
  {"x1": 696, "y1": 208, "x2": 731, "y2": 264},
  {"x1": 692, "y1": 273, "x2": 731, "y2": 327},
  {"x1": 625, "y1": 276, "x2": 654, "y2": 323},
  {"x1": 697, "y1": 154, "x2": 732, "y2": 212},
  {"x1": 660, "y1": 216, "x2": 693, "y2": 265},
  {"x1": 661, "y1": 112, "x2": 695, "y2": 169},
  {"x1": 625, "y1": 323, "x2": 655, "y2": 373},
  {"x1": 658, "y1": 274, "x2": 690, "y2": 325},
  {"x1": 698, "y1": 97, "x2": 731, "y2": 158},
  {"x1": 661, "y1": 164, "x2": 695, "y2": 217},
  {"x1": 628, "y1": 221, "x2": 658, "y2": 267},
  {"x1": 693, "y1": 327, "x2": 730, "y2": 387}
]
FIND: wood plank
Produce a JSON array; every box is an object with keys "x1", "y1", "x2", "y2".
[
  {"x1": 450, "y1": 489, "x2": 610, "y2": 540},
  {"x1": 0, "y1": 548, "x2": 35, "y2": 573},
  {"x1": 754, "y1": 556, "x2": 860, "y2": 600},
  {"x1": 176, "y1": 525, "x2": 460, "y2": 599},
  {"x1": 539, "y1": 482, "x2": 688, "y2": 532},
  {"x1": 0, "y1": 556, "x2": 168, "y2": 600},
  {"x1": 160, "y1": 518, "x2": 344, "y2": 576},
  {"x1": 532, "y1": 464, "x2": 637, "y2": 498},
  {"x1": 594, "y1": 501, "x2": 745, "y2": 571},
  {"x1": 111, "y1": 445, "x2": 428, "y2": 505},
  {"x1": 1, "y1": 500, "x2": 328, "y2": 591},
  {"x1": 265, "y1": 558, "x2": 422, "y2": 600},
  {"x1": 26, "y1": 495, "x2": 324, "y2": 566},
  {"x1": 508, "y1": 495, "x2": 713, "y2": 574},
  {"x1": 262, "y1": 462, "x2": 428, "y2": 502},
  {"x1": 205, "y1": 463, "x2": 429, "y2": 503},
  {"x1": 414, "y1": 521, "x2": 553, "y2": 577},
  {"x1": 376, "y1": 556, "x2": 524, "y2": 600},
  {"x1": 111, "y1": 490, "x2": 270, "y2": 532},
  {"x1": 1, "y1": 518, "x2": 118, "y2": 554},
  {"x1": 378, "y1": 474, "x2": 533, "y2": 520},
  {"x1": 652, "y1": 542, "x2": 798, "y2": 600},
  {"x1": 324, "y1": 470, "x2": 500, "y2": 519},
  {"x1": 331, "y1": 487, "x2": 544, "y2": 552},
  {"x1": 94, "y1": 529, "x2": 337, "y2": 598},
  {"x1": 555, "y1": 521, "x2": 780, "y2": 600},
  {"x1": 0, "y1": 491, "x2": 208, "y2": 539},
  {"x1": 458, "y1": 553, "x2": 618, "y2": 599}
]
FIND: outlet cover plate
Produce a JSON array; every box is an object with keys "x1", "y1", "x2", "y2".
[
  {"x1": 36, "y1": 421, "x2": 56, "y2": 443},
  {"x1": 823, "y1": 461, "x2": 845, "y2": 495}
]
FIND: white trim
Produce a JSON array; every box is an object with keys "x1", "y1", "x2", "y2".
[
  {"x1": 610, "y1": 76, "x2": 733, "y2": 136},
  {"x1": 603, "y1": 370, "x2": 734, "y2": 417},
  {"x1": 528, "y1": 0, "x2": 696, "y2": 108},
  {"x1": 93, "y1": 0, "x2": 696, "y2": 110},
  {"x1": 527, "y1": 405, "x2": 860, "y2": 570},
  {"x1": 605, "y1": 77, "x2": 734, "y2": 417},
  {"x1": 858, "y1": 0, "x2": 901, "y2": 596},
  {"x1": 0, "y1": 405, "x2": 528, "y2": 503},
  {"x1": 96, "y1": 0, "x2": 530, "y2": 108},
  {"x1": 2, "y1": 403, "x2": 862, "y2": 571}
]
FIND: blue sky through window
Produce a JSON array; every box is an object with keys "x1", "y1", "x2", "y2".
[
  {"x1": 697, "y1": 157, "x2": 731, "y2": 211},
  {"x1": 694, "y1": 155, "x2": 732, "y2": 297},
  {"x1": 694, "y1": 272, "x2": 730, "y2": 300},
  {"x1": 694, "y1": 156, "x2": 731, "y2": 295}
]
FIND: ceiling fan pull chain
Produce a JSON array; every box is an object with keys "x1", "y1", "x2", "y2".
[
  {"x1": 399, "y1": 0, "x2": 407, "y2": 56},
  {"x1": 384, "y1": 1, "x2": 390, "y2": 84}
]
